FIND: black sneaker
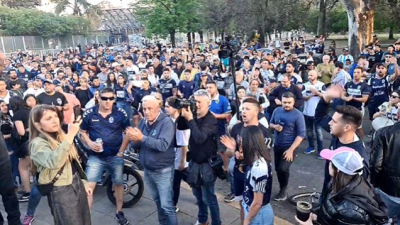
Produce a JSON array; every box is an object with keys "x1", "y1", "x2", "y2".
[
  {"x1": 273, "y1": 190, "x2": 287, "y2": 201},
  {"x1": 224, "y1": 193, "x2": 235, "y2": 203},
  {"x1": 115, "y1": 211, "x2": 129, "y2": 225},
  {"x1": 19, "y1": 193, "x2": 30, "y2": 202},
  {"x1": 174, "y1": 206, "x2": 179, "y2": 212}
]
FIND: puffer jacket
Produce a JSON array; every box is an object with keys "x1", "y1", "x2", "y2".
[
  {"x1": 370, "y1": 122, "x2": 400, "y2": 197},
  {"x1": 317, "y1": 175, "x2": 388, "y2": 225}
]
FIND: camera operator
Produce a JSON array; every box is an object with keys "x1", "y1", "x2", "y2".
[{"x1": 181, "y1": 89, "x2": 221, "y2": 225}]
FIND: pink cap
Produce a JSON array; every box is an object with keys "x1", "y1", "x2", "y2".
[{"x1": 320, "y1": 146, "x2": 355, "y2": 161}]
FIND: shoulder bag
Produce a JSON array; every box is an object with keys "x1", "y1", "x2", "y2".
[{"x1": 36, "y1": 162, "x2": 66, "y2": 196}]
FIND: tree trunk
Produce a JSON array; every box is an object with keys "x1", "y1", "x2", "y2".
[
  {"x1": 199, "y1": 31, "x2": 204, "y2": 43},
  {"x1": 214, "y1": 30, "x2": 218, "y2": 42},
  {"x1": 187, "y1": 32, "x2": 192, "y2": 44},
  {"x1": 389, "y1": 24, "x2": 394, "y2": 40},
  {"x1": 170, "y1": 30, "x2": 176, "y2": 47},
  {"x1": 192, "y1": 32, "x2": 196, "y2": 43},
  {"x1": 317, "y1": 0, "x2": 325, "y2": 36},
  {"x1": 341, "y1": 0, "x2": 375, "y2": 57}
]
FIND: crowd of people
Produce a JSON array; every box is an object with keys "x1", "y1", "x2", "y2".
[{"x1": 0, "y1": 36, "x2": 399, "y2": 225}]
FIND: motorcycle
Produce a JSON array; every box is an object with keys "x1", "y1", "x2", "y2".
[{"x1": 74, "y1": 134, "x2": 144, "y2": 208}]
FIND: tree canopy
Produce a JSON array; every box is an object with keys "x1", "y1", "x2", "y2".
[
  {"x1": 0, "y1": 0, "x2": 40, "y2": 8},
  {"x1": 133, "y1": 0, "x2": 400, "y2": 47},
  {"x1": 133, "y1": 0, "x2": 201, "y2": 46},
  {"x1": 0, "y1": 6, "x2": 91, "y2": 37}
]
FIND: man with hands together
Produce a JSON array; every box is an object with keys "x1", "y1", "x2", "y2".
[{"x1": 127, "y1": 95, "x2": 178, "y2": 225}]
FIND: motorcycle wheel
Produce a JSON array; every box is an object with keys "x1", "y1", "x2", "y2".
[{"x1": 106, "y1": 166, "x2": 144, "y2": 208}]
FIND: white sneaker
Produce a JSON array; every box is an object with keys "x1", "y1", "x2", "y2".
[{"x1": 194, "y1": 221, "x2": 209, "y2": 225}]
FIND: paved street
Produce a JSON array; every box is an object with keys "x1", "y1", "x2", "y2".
[
  {"x1": 0, "y1": 114, "x2": 373, "y2": 225},
  {"x1": 1, "y1": 172, "x2": 292, "y2": 225}
]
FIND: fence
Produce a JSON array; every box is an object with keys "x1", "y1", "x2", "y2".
[{"x1": 0, "y1": 34, "x2": 111, "y2": 54}]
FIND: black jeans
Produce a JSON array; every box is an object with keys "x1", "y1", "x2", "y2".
[
  {"x1": 274, "y1": 146, "x2": 294, "y2": 190},
  {"x1": 0, "y1": 161, "x2": 21, "y2": 225},
  {"x1": 172, "y1": 169, "x2": 188, "y2": 206},
  {"x1": 368, "y1": 104, "x2": 380, "y2": 121}
]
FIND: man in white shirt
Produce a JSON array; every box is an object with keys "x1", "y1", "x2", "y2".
[
  {"x1": 23, "y1": 78, "x2": 44, "y2": 97},
  {"x1": 302, "y1": 70, "x2": 326, "y2": 157},
  {"x1": 147, "y1": 65, "x2": 159, "y2": 88},
  {"x1": 125, "y1": 56, "x2": 140, "y2": 80}
]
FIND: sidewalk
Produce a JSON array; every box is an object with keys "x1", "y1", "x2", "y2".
[{"x1": 1, "y1": 176, "x2": 293, "y2": 225}]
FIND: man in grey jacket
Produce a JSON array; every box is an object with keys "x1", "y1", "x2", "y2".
[{"x1": 127, "y1": 95, "x2": 177, "y2": 225}]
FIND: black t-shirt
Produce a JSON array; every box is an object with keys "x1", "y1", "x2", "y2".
[
  {"x1": 230, "y1": 123, "x2": 271, "y2": 166},
  {"x1": 74, "y1": 89, "x2": 92, "y2": 108},
  {"x1": 37, "y1": 92, "x2": 68, "y2": 107},
  {"x1": 315, "y1": 98, "x2": 330, "y2": 121},
  {"x1": 13, "y1": 107, "x2": 31, "y2": 143}
]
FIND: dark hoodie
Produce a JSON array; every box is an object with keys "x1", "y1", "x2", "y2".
[
  {"x1": 134, "y1": 112, "x2": 176, "y2": 171},
  {"x1": 317, "y1": 175, "x2": 388, "y2": 225}
]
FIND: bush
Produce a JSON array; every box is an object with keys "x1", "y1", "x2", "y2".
[{"x1": 0, "y1": 6, "x2": 90, "y2": 37}]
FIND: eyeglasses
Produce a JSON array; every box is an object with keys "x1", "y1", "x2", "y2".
[
  {"x1": 100, "y1": 96, "x2": 115, "y2": 101},
  {"x1": 390, "y1": 95, "x2": 399, "y2": 99}
]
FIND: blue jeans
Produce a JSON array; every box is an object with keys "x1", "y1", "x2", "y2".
[
  {"x1": 26, "y1": 184, "x2": 42, "y2": 217},
  {"x1": 242, "y1": 202, "x2": 274, "y2": 225},
  {"x1": 144, "y1": 165, "x2": 177, "y2": 225},
  {"x1": 377, "y1": 188, "x2": 400, "y2": 224},
  {"x1": 304, "y1": 115, "x2": 324, "y2": 152},
  {"x1": 116, "y1": 101, "x2": 132, "y2": 122},
  {"x1": 86, "y1": 155, "x2": 124, "y2": 185},
  {"x1": 192, "y1": 183, "x2": 221, "y2": 225},
  {"x1": 228, "y1": 157, "x2": 235, "y2": 194},
  {"x1": 6, "y1": 140, "x2": 20, "y2": 186}
]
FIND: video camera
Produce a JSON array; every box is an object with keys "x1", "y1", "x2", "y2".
[
  {"x1": 173, "y1": 97, "x2": 197, "y2": 115},
  {"x1": 217, "y1": 35, "x2": 240, "y2": 59}
]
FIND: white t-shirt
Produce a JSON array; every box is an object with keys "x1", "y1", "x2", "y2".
[
  {"x1": 126, "y1": 65, "x2": 140, "y2": 80},
  {"x1": 302, "y1": 81, "x2": 326, "y2": 117},
  {"x1": 174, "y1": 129, "x2": 190, "y2": 170},
  {"x1": 24, "y1": 88, "x2": 45, "y2": 97}
]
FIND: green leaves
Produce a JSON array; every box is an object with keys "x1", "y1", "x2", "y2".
[
  {"x1": 0, "y1": 6, "x2": 90, "y2": 37},
  {"x1": 134, "y1": 0, "x2": 201, "y2": 38},
  {"x1": 1, "y1": 0, "x2": 40, "y2": 8}
]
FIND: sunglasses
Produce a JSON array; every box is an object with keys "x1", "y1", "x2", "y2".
[
  {"x1": 100, "y1": 96, "x2": 115, "y2": 101},
  {"x1": 390, "y1": 95, "x2": 399, "y2": 99},
  {"x1": 386, "y1": 56, "x2": 392, "y2": 58}
]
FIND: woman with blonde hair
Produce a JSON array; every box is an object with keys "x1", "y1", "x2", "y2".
[{"x1": 29, "y1": 105, "x2": 91, "y2": 225}]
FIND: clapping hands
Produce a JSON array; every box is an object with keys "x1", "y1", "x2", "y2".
[{"x1": 126, "y1": 127, "x2": 144, "y2": 142}]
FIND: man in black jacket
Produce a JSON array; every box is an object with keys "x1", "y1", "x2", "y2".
[
  {"x1": 181, "y1": 89, "x2": 221, "y2": 225},
  {"x1": 0, "y1": 132, "x2": 21, "y2": 225},
  {"x1": 267, "y1": 73, "x2": 304, "y2": 117},
  {"x1": 371, "y1": 112, "x2": 400, "y2": 222}
]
